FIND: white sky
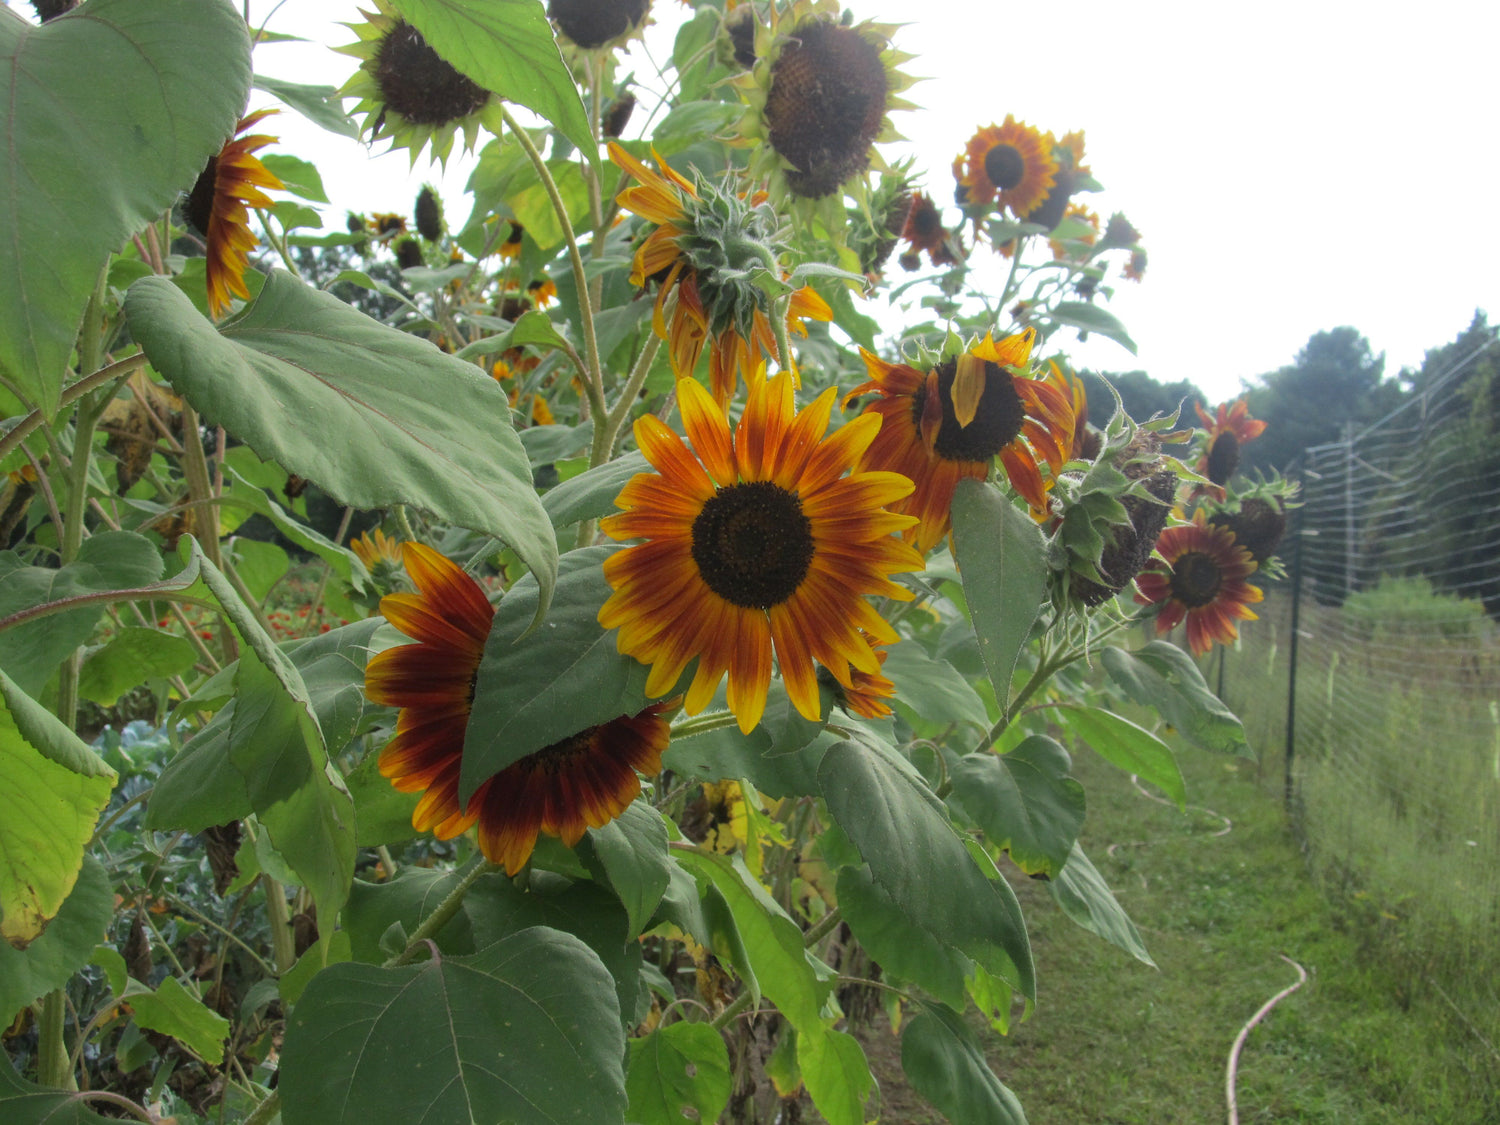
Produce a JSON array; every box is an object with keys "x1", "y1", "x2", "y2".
[{"x1": 20, "y1": 0, "x2": 1496, "y2": 398}]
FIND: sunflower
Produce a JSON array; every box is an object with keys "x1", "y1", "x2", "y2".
[
  {"x1": 184, "y1": 110, "x2": 284, "y2": 319},
  {"x1": 610, "y1": 142, "x2": 831, "y2": 403},
  {"x1": 1123, "y1": 246, "x2": 1148, "y2": 282},
  {"x1": 599, "y1": 371, "x2": 924, "y2": 733},
  {"x1": 337, "y1": 0, "x2": 501, "y2": 165},
  {"x1": 527, "y1": 277, "x2": 558, "y2": 308},
  {"x1": 498, "y1": 220, "x2": 524, "y2": 260},
  {"x1": 1208, "y1": 496, "x2": 1286, "y2": 566},
  {"x1": 733, "y1": 0, "x2": 916, "y2": 213},
  {"x1": 1048, "y1": 202, "x2": 1100, "y2": 261},
  {"x1": 351, "y1": 527, "x2": 404, "y2": 572},
  {"x1": 1022, "y1": 130, "x2": 1087, "y2": 232},
  {"x1": 414, "y1": 185, "x2": 444, "y2": 241},
  {"x1": 365, "y1": 542, "x2": 674, "y2": 875},
  {"x1": 1043, "y1": 360, "x2": 1095, "y2": 462},
  {"x1": 1195, "y1": 398, "x2": 1266, "y2": 487},
  {"x1": 548, "y1": 0, "x2": 650, "y2": 51},
  {"x1": 900, "y1": 192, "x2": 960, "y2": 268},
  {"x1": 826, "y1": 632, "x2": 896, "y2": 719},
  {"x1": 953, "y1": 117, "x2": 1055, "y2": 218},
  {"x1": 1134, "y1": 512, "x2": 1262, "y2": 656},
  {"x1": 843, "y1": 329, "x2": 1076, "y2": 551}
]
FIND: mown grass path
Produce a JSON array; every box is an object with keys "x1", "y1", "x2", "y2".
[{"x1": 858, "y1": 745, "x2": 1498, "y2": 1124}]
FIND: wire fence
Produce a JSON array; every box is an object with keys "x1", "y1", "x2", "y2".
[{"x1": 1218, "y1": 334, "x2": 1500, "y2": 1055}]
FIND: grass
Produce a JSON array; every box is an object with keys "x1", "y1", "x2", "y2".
[{"x1": 856, "y1": 742, "x2": 1499, "y2": 1124}]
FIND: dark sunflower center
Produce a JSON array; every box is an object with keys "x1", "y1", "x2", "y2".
[
  {"x1": 548, "y1": 0, "x2": 649, "y2": 50},
  {"x1": 1205, "y1": 430, "x2": 1240, "y2": 485},
  {"x1": 983, "y1": 143, "x2": 1026, "y2": 191},
  {"x1": 374, "y1": 21, "x2": 488, "y2": 127},
  {"x1": 920, "y1": 359, "x2": 1029, "y2": 463},
  {"x1": 1170, "y1": 551, "x2": 1223, "y2": 608},
  {"x1": 764, "y1": 21, "x2": 888, "y2": 199},
  {"x1": 184, "y1": 156, "x2": 218, "y2": 237},
  {"x1": 910, "y1": 203, "x2": 941, "y2": 237},
  {"x1": 527, "y1": 726, "x2": 604, "y2": 773},
  {"x1": 690, "y1": 481, "x2": 815, "y2": 609},
  {"x1": 1024, "y1": 169, "x2": 1075, "y2": 231}
]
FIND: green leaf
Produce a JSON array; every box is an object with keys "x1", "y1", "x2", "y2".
[
  {"x1": 818, "y1": 737, "x2": 1035, "y2": 1000},
  {"x1": 385, "y1": 0, "x2": 597, "y2": 172},
  {"x1": 1049, "y1": 842, "x2": 1153, "y2": 966},
  {"x1": 626, "y1": 1023, "x2": 732, "y2": 1125},
  {"x1": 128, "y1": 976, "x2": 231, "y2": 1064},
  {"x1": 252, "y1": 74, "x2": 360, "y2": 138},
  {"x1": 901, "y1": 1001, "x2": 1028, "y2": 1125},
  {"x1": 260, "y1": 154, "x2": 329, "y2": 203},
  {"x1": 950, "y1": 480, "x2": 1048, "y2": 713},
  {"x1": 1059, "y1": 705, "x2": 1186, "y2": 809},
  {"x1": 144, "y1": 704, "x2": 249, "y2": 832},
  {"x1": 126, "y1": 272, "x2": 557, "y2": 621},
  {"x1": 78, "y1": 627, "x2": 196, "y2": 707},
  {"x1": 882, "y1": 641, "x2": 989, "y2": 732},
  {"x1": 576, "y1": 801, "x2": 670, "y2": 939},
  {"x1": 0, "y1": 531, "x2": 164, "y2": 695},
  {"x1": 226, "y1": 538, "x2": 290, "y2": 605},
  {"x1": 461, "y1": 547, "x2": 652, "y2": 799},
  {"x1": 278, "y1": 930, "x2": 353, "y2": 1007},
  {"x1": 0, "y1": 1049, "x2": 116, "y2": 1124},
  {"x1": 1100, "y1": 641, "x2": 1249, "y2": 754},
  {"x1": 520, "y1": 420, "x2": 594, "y2": 465},
  {"x1": 346, "y1": 748, "x2": 420, "y2": 848},
  {"x1": 949, "y1": 736, "x2": 1086, "y2": 878},
  {"x1": 343, "y1": 868, "x2": 476, "y2": 965},
  {"x1": 0, "y1": 672, "x2": 115, "y2": 947},
  {"x1": 1048, "y1": 301, "x2": 1137, "y2": 354},
  {"x1": 0, "y1": 0, "x2": 250, "y2": 415},
  {"x1": 797, "y1": 1027, "x2": 873, "y2": 1125},
  {"x1": 836, "y1": 864, "x2": 967, "y2": 1009},
  {"x1": 543, "y1": 450, "x2": 648, "y2": 528},
  {"x1": 509, "y1": 160, "x2": 592, "y2": 251},
  {"x1": 0, "y1": 857, "x2": 112, "y2": 1020},
  {"x1": 279, "y1": 927, "x2": 627, "y2": 1125},
  {"x1": 661, "y1": 695, "x2": 831, "y2": 800},
  {"x1": 221, "y1": 465, "x2": 363, "y2": 592}
]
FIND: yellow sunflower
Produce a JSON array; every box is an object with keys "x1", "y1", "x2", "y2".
[
  {"x1": 1023, "y1": 129, "x2": 1088, "y2": 232},
  {"x1": 953, "y1": 116, "x2": 1055, "y2": 218},
  {"x1": 337, "y1": 0, "x2": 502, "y2": 165},
  {"x1": 610, "y1": 142, "x2": 831, "y2": 403},
  {"x1": 351, "y1": 527, "x2": 404, "y2": 571},
  {"x1": 1134, "y1": 512, "x2": 1262, "y2": 656},
  {"x1": 527, "y1": 277, "x2": 558, "y2": 308},
  {"x1": 844, "y1": 329, "x2": 1076, "y2": 551},
  {"x1": 830, "y1": 632, "x2": 896, "y2": 719},
  {"x1": 599, "y1": 371, "x2": 924, "y2": 733},
  {"x1": 365, "y1": 542, "x2": 674, "y2": 875},
  {"x1": 184, "y1": 109, "x2": 284, "y2": 318},
  {"x1": 498, "y1": 220, "x2": 524, "y2": 260}
]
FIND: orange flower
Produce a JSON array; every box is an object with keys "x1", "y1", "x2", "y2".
[
  {"x1": 185, "y1": 110, "x2": 284, "y2": 317},
  {"x1": 953, "y1": 117, "x2": 1055, "y2": 217},
  {"x1": 1135, "y1": 512, "x2": 1262, "y2": 656}
]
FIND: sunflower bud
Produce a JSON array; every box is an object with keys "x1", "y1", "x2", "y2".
[
  {"x1": 1101, "y1": 212, "x2": 1141, "y2": 250},
  {"x1": 1209, "y1": 497, "x2": 1287, "y2": 567},
  {"x1": 414, "y1": 185, "x2": 444, "y2": 241},
  {"x1": 30, "y1": 0, "x2": 76, "y2": 22},
  {"x1": 395, "y1": 238, "x2": 423, "y2": 270},
  {"x1": 602, "y1": 91, "x2": 637, "y2": 138}
]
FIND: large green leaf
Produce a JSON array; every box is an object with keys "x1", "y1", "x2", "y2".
[
  {"x1": 575, "y1": 801, "x2": 671, "y2": 939},
  {"x1": 125, "y1": 273, "x2": 557, "y2": 618},
  {"x1": 881, "y1": 641, "x2": 990, "y2": 732},
  {"x1": 0, "y1": 0, "x2": 249, "y2": 414},
  {"x1": 626, "y1": 1023, "x2": 731, "y2": 1125},
  {"x1": 0, "y1": 857, "x2": 112, "y2": 1020},
  {"x1": 949, "y1": 736, "x2": 1086, "y2": 878},
  {"x1": 1100, "y1": 641, "x2": 1250, "y2": 755},
  {"x1": 542, "y1": 450, "x2": 649, "y2": 529},
  {"x1": 0, "y1": 671, "x2": 115, "y2": 947},
  {"x1": 0, "y1": 1049, "x2": 116, "y2": 1125},
  {"x1": 818, "y1": 737, "x2": 1035, "y2": 1000},
  {"x1": 386, "y1": 0, "x2": 596, "y2": 169},
  {"x1": 78, "y1": 627, "x2": 196, "y2": 707},
  {"x1": 1047, "y1": 301, "x2": 1137, "y2": 354},
  {"x1": 1059, "y1": 705, "x2": 1186, "y2": 809},
  {"x1": 1049, "y1": 842, "x2": 1153, "y2": 966},
  {"x1": 662, "y1": 698, "x2": 832, "y2": 800},
  {"x1": 901, "y1": 1001, "x2": 1028, "y2": 1125},
  {"x1": 950, "y1": 480, "x2": 1048, "y2": 714},
  {"x1": 127, "y1": 976, "x2": 231, "y2": 1065},
  {"x1": 279, "y1": 927, "x2": 627, "y2": 1125},
  {"x1": 836, "y1": 864, "x2": 967, "y2": 1009},
  {"x1": 343, "y1": 867, "x2": 476, "y2": 965}
]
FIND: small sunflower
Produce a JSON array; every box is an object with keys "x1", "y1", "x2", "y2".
[
  {"x1": 337, "y1": 0, "x2": 501, "y2": 165},
  {"x1": 733, "y1": 0, "x2": 916, "y2": 210},
  {"x1": 844, "y1": 329, "x2": 1076, "y2": 551},
  {"x1": 1101, "y1": 212, "x2": 1141, "y2": 250},
  {"x1": 498, "y1": 220, "x2": 524, "y2": 260},
  {"x1": 365, "y1": 542, "x2": 674, "y2": 875},
  {"x1": 351, "y1": 527, "x2": 404, "y2": 572},
  {"x1": 953, "y1": 117, "x2": 1055, "y2": 218},
  {"x1": 1195, "y1": 398, "x2": 1266, "y2": 487},
  {"x1": 599, "y1": 372, "x2": 924, "y2": 733},
  {"x1": 825, "y1": 632, "x2": 896, "y2": 719},
  {"x1": 414, "y1": 185, "x2": 444, "y2": 241},
  {"x1": 1208, "y1": 496, "x2": 1286, "y2": 567},
  {"x1": 1048, "y1": 202, "x2": 1100, "y2": 261},
  {"x1": 184, "y1": 109, "x2": 284, "y2": 319},
  {"x1": 900, "y1": 192, "x2": 960, "y2": 268},
  {"x1": 1134, "y1": 512, "x2": 1262, "y2": 656},
  {"x1": 1123, "y1": 246, "x2": 1148, "y2": 282},
  {"x1": 548, "y1": 0, "x2": 650, "y2": 50},
  {"x1": 610, "y1": 142, "x2": 831, "y2": 402},
  {"x1": 527, "y1": 277, "x2": 558, "y2": 308}
]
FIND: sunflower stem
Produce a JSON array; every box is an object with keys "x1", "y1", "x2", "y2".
[
  {"x1": 37, "y1": 989, "x2": 75, "y2": 1089},
  {"x1": 599, "y1": 332, "x2": 662, "y2": 461},
  {"x1": 997, "y1": 234, "x2": 1028, "y2": 323},
  {"x1": 262, "y1": 875, "x2": 297, "y2": 975},
  {"x1": 498, "y1": 106, "x2": 606, "y2": 427},
  {"x1": 668, "y1": 710, "x2": 743, "y2": 739},
  {"x1": 770, "y1": 292, "x2": 794, "y2": 375},
  {"x1": 241, "y1": 1091, "x2": 280, "y2": 1125},
  {"x1": 384, "y1": 856, "x2": 498, "y2": 968},
  {"x1": 0, "y1": 354, "x2": 150, "y2": 466}
]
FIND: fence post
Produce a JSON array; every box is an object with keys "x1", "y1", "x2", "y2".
[{"x1": 1284, "y1": 480, "x2": 1305, "y2": 811}]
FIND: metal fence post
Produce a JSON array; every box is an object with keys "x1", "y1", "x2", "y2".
[{"x1": 1284, "y1": 477, "x2": 1305, "y2": 810}]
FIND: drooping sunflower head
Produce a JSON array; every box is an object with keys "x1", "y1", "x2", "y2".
[
  {"x1": 1135, "y1": 511, "x2": 1262, "y2": 656},
  {"x1": 599, "y1": 371, "x2": 923, "y2": 732},
  {"x1": 1122, "y1": 246, "x2": 1148, "y2": 282},
  {"x1": 1101, "y1": 211, "x2": 1141, "y2": 250},
  {"x1": 953, "y1": 116, "x2": 1055, "y2": 219},
  {"x1": 734, "y1": 0, "x2": 916, "y2": 212},
  {"x1": 900, "y1": 191, "x2": 961, "y2": 269},
  {"x1": 184, "y1": 109, "x2": 285, "y2": 319},
  {"x1": 1208, "y1": 495, "x2": 1287, "y2": 568},
  {"x1": 414, "y1": 185, "x2": 444, "y2": 241},
  {"x1": 1194, "y1": 397, "x2": 1266, "y2": 487},
  {"x1": 845, "y1": 161, "x2": 916, "y2": 277},
  {"x1": 822, "y1": 632, "x2": 896, "y2": 719},
  {"x1": 548, "y1": 0, "x2": 651, "y2": 51},
  {"x1": 337, "y1": 0, "x2": 499, "y2": 165}
]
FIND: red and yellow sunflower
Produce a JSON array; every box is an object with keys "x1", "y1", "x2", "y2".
[
  {"x1": 835, "y1": 633, "x2": 896, "y2": 719},
  {"x1": 899, "y1": 192, "x2": 960, "y2": 268},
  {"x1": 843, "y1": 329, "x2": 1075, "y2": 551},
  {"x1": 1134, "y1": 512, "x2": 1263, "y2": 656},
  {"x1": 952, "y1": 116, "x2": 1055, "y2": 217},
  {"x1": 599, "y1": 371, "x2": 923, "y2": 732},
  {"x1": 1195, "y1": 397, "x2": 1267, "y2": 488},
  {"x1": 185, "y1": 109, "x2": 284, "y2": 318},
  {"x1": 365, "y1": 542, "x2": 673, "y2": 874}
]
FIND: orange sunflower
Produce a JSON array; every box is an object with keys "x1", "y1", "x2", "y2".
[
  {"x1": 953, "y1": 117, "x2": 1055, "y2": 217},
  {"x1": 1134, "y1": 512, "x2": 1262, "y2": 656},
  {"x1": 900, "y1": 192, "x2": 960, "y2": 268},
  {"x1": 599, "y1": 371, "x2": 924, "y2": 733},
  {"x1": 1048, "y1": 202, "x2": 1100, "y2": 260},
  {"x1": 185, "y1": 109, "x2": 284, "y2": 318},
  {"x1": 1195, "y1": 398, "x2": 1266, "y2": 488},
  {"x1": 830, "y1": 633, "x2": 896, "y2": 719},
  {"x1": 609, "y1": 142, "x2": 831, "y2": 403},
  {"x1": 365, "y1": 542, "x2": 673, "y2": 874},
  {"x1": 844, "y1": 329, "x2": 1075, "y2": 551}
]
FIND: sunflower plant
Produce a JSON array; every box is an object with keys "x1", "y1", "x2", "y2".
[{"x1": 0, "y1": 1, "x2": 1287, "y2": 1122}]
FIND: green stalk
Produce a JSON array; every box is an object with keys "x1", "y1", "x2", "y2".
[
  {"x1": 668, "y1": 710, "x2": 742, "y2": 739},
  {"x1": 384, "y1": 856, "x2": 498, "y2": 968},
  {"x1": 179, "y1": 404, "x2": 221, "y2": 571},
  {"x1": 0, "y1": 353, "x2": 148, "y2": 464},
  {"x1": 242, "y1": 1091, "x2": 280, "y2": 1125},
  {"x1": 262, "y1": 875, "x2": 297, "y2": 974},
  {"x1": 37, "y1": 990, "x2": 75, "y2": 1089}
]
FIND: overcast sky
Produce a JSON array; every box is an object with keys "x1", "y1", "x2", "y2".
[{"x1": 23, "y1": 0, "x2": 1494, "y2": 400}]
